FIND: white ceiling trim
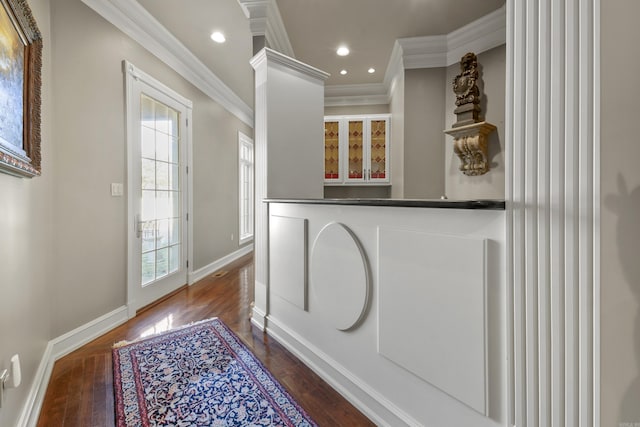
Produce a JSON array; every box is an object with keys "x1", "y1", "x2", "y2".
[
  {"x1": 397, "y1": 35, "x2": 448, "y2": 69},
  {"x1": 251, "y1": 48, "x2": 329, "y2": 81},
  {"x1": 446, "y1": 5, "x2": 506, "y2": 65},
  {"x1": 81, "y1": 0, "x2": 254, "y2": 127},
  {"x1": 328, "y1": 5, "x2": 507, "y2": 107},
  {"x1": 237, "y1": 0, "x2": 294, "y2": 58},
  {"x1": 324, "y1": 84, "x2": 389, "y2": 107}
]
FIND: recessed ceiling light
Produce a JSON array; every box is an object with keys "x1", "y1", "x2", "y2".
[
  {"x1": 336, "y1": 46, "x2": 350, "y2": 56},
  {"x1": 368, "y1": 68, "x2": 375, "y2": 74},
  {"x1": 210, "y1": 31, "x2": 226, "y2": 43},
  {"x1": 340, "y1": 69, "x2": 348, "y2": 75}
]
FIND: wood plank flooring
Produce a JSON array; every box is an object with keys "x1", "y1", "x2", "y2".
[{"x1": 37, "y1": 254, "x2": 375, "y2": 426}]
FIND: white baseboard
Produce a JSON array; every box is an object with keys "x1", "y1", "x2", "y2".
[
  {"x1": 18, "y1": 246, "x2": 255, "y2": 426},
  {"x1": 250, "y1": 306, "x2": 267, "y2": 331},
  {"x1": 188, "y1": 244, "x2": 253, "y2": 285},
  {"x1": 15, "y1": 342, "x2": 52, "y2": 427},
  {"x1": 266, "y1": 316, "x2": 421, "y2": 427},
  {"x1": 17, "y1": 306, "x2": 129, "y2": 427}
]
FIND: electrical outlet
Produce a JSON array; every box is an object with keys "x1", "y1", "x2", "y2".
[{"x1": 231, "y1": 233, "x2": 234, "y2": 241}]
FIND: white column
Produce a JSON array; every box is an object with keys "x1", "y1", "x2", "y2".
[
  {"x1": 250, "y1": 48, "x2": 329, "y2": 330},
  {"x1": 506, "y1": 1, "x2": 599, "y2": 426}
]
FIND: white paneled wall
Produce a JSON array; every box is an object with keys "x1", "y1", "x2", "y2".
[{"x1": 506, "y1": 1, "x2": 599, "y2": 426}]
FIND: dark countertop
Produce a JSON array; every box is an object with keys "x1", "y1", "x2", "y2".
[{"x1": 264, "y1": 198, "x2": 505, "y2": 210}]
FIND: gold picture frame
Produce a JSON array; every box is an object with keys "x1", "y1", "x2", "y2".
[{"x1": 0, "y1": 0, "x2": 42, "y2": 177}]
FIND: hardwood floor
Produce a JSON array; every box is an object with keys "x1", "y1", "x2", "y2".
[{"x1": 37, "y1": 254, "x2": 375, "y2": 426}]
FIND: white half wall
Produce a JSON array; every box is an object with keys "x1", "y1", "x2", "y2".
[{"x1": 266, "y1": 202, "x2": 506, "y2": 426}]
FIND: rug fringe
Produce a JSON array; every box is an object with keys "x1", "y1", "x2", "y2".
[{"x1": 112, "y1": 317, "x2": 219, "y2": 349}]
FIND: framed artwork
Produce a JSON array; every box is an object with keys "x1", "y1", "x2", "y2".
[{"x1": 0, "y1": 0, "x2": 41, "y2": 177}]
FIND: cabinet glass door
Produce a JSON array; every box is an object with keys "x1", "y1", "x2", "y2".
[
  {"x1": 369, "y1": 119, "x2": 388, "y2": 181},
  {"x1": 324, "y1": 120, "x2": 341, "y2": 182},
  {"x1": 348, "y1": 120, "x2": 365, "y2": 181}
]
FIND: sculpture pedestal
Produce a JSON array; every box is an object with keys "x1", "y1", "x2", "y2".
[{"x1": 444, "y1": 122, "x2": 496, "y2": 176}]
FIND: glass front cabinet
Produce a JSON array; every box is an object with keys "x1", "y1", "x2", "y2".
[{"x1": 323, "y1": 114, "x2": 390, "y2": 185}]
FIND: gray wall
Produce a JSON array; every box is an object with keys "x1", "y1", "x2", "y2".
[
  {"x1": 0, "y1": 0, "x2": 53, "y2": 425},
  {"x1": 445, "y1": 45, "x2": 506, "y2": 199},
  {"x1": 0, "y1": 2, "x2": 253, "y2": 422},
  {"x1": 601, "y1": 1, "x2": 640, "y2": 425},
  {"x1": 49, "y1": 0, "x2": 252, "y2": 336},
  {"x1": 404, "y1": 68, "x2": 446, "y2": 198},
  {"x1": 390, "y1": 70, "x2": 405, "y2": 198}
]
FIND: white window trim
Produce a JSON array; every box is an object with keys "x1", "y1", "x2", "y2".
[{"x1": 238, "y1": 131, "x2": 254, "y2": 245}]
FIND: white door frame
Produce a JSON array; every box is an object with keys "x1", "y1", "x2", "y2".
[{"x1": 124, "y1": 60, "x2": 194, "y2": 318}]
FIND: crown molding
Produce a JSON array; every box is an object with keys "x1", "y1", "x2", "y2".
[
  {"x1": 397, "y1": 35, "x2": 448, "y2": 69},
  {"x1": 446, "y1": 5, "x2": 506, "y2": 65},
  {"x1": 324, "y1": 83, "x2": 389, "y2": 107},
  {"x1": 251, "y1": 48, "x2": 329, "y2": 82},
  {"x1": 237, "y1": 0, "x2": 294, "y2": 58},
  {"x1": 337, "y1": 6, "x2": 507, "y2": 107},
  {"x1": 81, "y1": 0, "x2": 254, "y2": 127}
]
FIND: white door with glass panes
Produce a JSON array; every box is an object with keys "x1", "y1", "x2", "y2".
[
  {"x1": 125, "y1": 62, "x2": 192, "y2": 316},
  {"x1": 323, "y1": 114, "x2": 390, "y2": 185}
]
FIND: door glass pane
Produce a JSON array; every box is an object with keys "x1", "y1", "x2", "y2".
[
  {"x1": 324, "y1": 121, "x2": 340, "y2": 179},
  {"x1": 141, "y1": 220, "x2": 156, "y2": 253},
  {"x1": 170, "y1": 218, "x2": 180, "y2": 245},
  {"x1": 142, "y1": 251, "x2": 156, "y2": 285},
  {"x1": 348, "y1": 120, "x2": 364, "y2": 179},
  {"x1": 142, "y1": 127, "x2": 155, "y2": 159},
  {"x1": 142, "y1": 190, "x2": 156, "y2": 220},
  {"x1": 139, "y1": 94, "x2": 182, "y2": 287},
  {"x1": 156, "y1": 161, "x2": 169, "y2": 190},
  {"x1": 169, "y1": 245, "x2": 180, "y2": 273},
  {"x1": 370, "y1": 120, "x2": 386, "y2": 179},
  {"x1": 156, "y1": 247, "x2": 169, "y2": 278},
  {"x1": 156, "y1": 218, "x2": 169, "y2": 249},
  {"x1": 141, "y1": 159, "x2": 155, "y2": 189}
]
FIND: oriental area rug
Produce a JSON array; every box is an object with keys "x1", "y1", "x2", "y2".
[{"x1": 112, "y1": 318, "x2": 316, "y2": 427}]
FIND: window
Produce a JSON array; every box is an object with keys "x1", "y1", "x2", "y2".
[{"x1": 239, "y1": 132, "x2": 254, "y2": 244}]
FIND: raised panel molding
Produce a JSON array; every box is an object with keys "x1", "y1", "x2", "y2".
[
  {"x1": 310, "y1": 222, "x2": 371, "y2": 331},
  {"x1": 269, "y1": 215, "x2": 308, "y2": 310},
  {"x1": 378, "y1": 228, "x2": 487, "y2": 415}
]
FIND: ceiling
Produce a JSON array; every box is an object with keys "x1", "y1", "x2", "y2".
[
  {"x1": 276, "y1": 0, "x2": 505, "y2": 86},
  {"x1": 134, "y1": 0, "x2": 505, "y2": 103}
]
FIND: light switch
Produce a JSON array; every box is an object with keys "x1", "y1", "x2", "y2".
[{"x1": 111, "y1": 183, "x2": 123, "y2": 197}]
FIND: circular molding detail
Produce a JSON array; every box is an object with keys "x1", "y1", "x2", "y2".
[{"x1": 310, "y1": 222, "x2": 370, "y2": 331}]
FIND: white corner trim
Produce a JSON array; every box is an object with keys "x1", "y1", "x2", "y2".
[
  {"x1": 188, "y1": 244, "x2": 254, "y2": 285},
  {"x1": 265, "y1": 316, "x2": 421, "y2": 427},
  {"x1": 250, "y1": 48, "x2": 329, "y2": 81},
  {"x1": 237, "y1": 0, "x2": 294, "y2": 58},
  {"x1": 81, "y1": 0, "x2": 253, "y2": 127},
  {"x1": 265, "y1": 0, "x2": 295, "y2": 58},
  {"x1": 16, "y1": 306, "x2": 129, "y2": 427}
]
